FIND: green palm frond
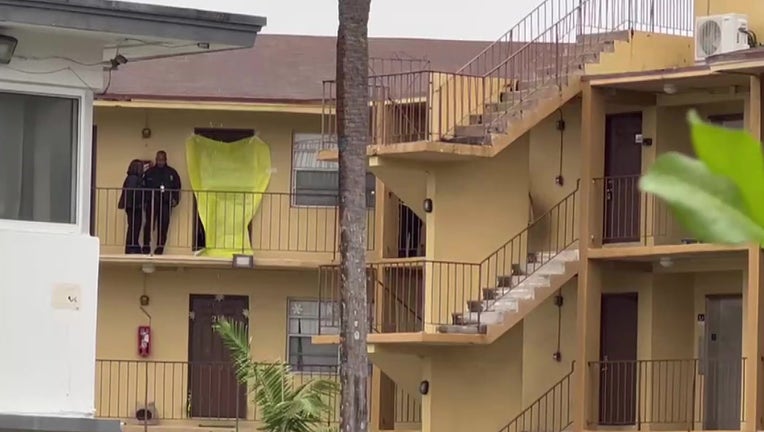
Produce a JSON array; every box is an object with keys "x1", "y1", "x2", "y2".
[
  {"x1": 212, "y1": 318, "x2": 256, "y2": 384},
  {"x1": 213, "y1": 317, "x2": 339, "y2": 432}
]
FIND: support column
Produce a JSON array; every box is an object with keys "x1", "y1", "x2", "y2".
[
  {"x1": 423, "y1": 171, "x2": 437, "y2": 332},
  {"x1": 574, "y1": 82, "x2": 607, "y2": 430},
  {"x1": 746, "y1": 74, "x2": 762, "y2": 142},
  {"x1": 743, "y1": 245, "x2": 764, "y2": 432}
]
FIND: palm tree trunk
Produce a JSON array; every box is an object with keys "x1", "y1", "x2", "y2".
[{"x1": 336, "y1": 0, "x2": 371, "y2": 431}]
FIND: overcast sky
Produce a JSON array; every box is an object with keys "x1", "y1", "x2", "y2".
[{"x1": 121, "y1": 0, "x2": 540, "y2": 41}]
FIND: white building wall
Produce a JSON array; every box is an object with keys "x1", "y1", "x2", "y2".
[{"x1": 0, "y1": 32, "x2": 103, "y2": 417}]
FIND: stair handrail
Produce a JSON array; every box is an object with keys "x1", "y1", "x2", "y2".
[
  {"x1": 457, "y1": 0, "x2": 583, "y2": 76},
  {"x1": 479, "y1": 180, "x2": 580, "y2": 314},
  {"x1": 498, "y1": 362, "x2": 575, "y2": 432}
]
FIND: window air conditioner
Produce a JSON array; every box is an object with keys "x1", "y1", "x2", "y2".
[{"x1": 695, "y1": 13, "x2": 749, "y2": 62}]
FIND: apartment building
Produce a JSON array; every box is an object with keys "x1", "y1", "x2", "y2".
[
  {"x1": 88, "y1": 35, "x2": 507, "y2": 432},
  {"x1": 308, "y1": 1, "x2": 764, "y2": 432},
  {"x1": 0, "y1": 1, "x2": 264, "y2": 432}
]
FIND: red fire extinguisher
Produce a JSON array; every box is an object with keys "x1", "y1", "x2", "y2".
[{"x1": 138, "y1": 326, "x2": 151, "y2": 357}]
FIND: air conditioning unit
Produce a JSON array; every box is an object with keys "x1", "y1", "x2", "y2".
[{"x1": 695, "y1": 13, "x2": 749, "y2": 61}]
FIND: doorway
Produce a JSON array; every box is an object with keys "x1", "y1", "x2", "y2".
[
  {"x1": 603, "y1": 112, "x2": 643, "y2": 244},
  {"x1": 703, "y1": 295, "x2": 743, "y2": 430},
  {"x1": 599, "y1": 292, "x2": 639, "y2": 425},
  {"x1": 191, "y1": 128, "x2": 256, "y2": 251},
  {"x1": 188, "y1": 294, "x2": 249, "y2": 419}
]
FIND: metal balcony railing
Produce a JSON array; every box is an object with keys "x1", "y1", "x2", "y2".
[
  {"x1": 94, "y1": 359, "x2": 421, "y2": 425},
  {"x1": 588, "y1": 358, "x2": 745, "y2": 430},
  {"x1": 321, "y1": 0, "x2": 694, "y2": 149},
  {"x1": 92, "y1": 187, "x2": 376, "y2": 256},
  {"x1": 318, "y1": 184, "x2": 579, "y2": 333},
  {"x1": 592, "y1": 175, "x2": 694, "y2": 246}
]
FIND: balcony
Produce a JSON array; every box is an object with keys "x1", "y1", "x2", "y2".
[
  {"x1": 92, "y1": 187, "x2": 376, "y2": 264},
  {"x1": 94, "y1": 359, "x2": 420, "y2": 428},
  {"x1": 317, "y1": 186, "x2": 579, "y2": 340},
  {"x1": 591, "y1": 175, "x2": 692, "y2": 247},
  {"x1": 588, "y1": 358, "x2": 745, "y2": 430}
]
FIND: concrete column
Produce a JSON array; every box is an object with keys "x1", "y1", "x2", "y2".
[
  {"x1": 574, "y1": 82, "x2": 607, "y2": 430},
  {"x1": 742, "y1": 245, "x2": 764, "y2": 432}
]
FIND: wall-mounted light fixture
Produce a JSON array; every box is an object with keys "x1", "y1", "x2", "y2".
[
  {"x1": 0, "y1": 35, "x2": 18, "y2": 65},
  {"x1": 423, "y1": 198, "x2": 433, "y2": 213},
  {"x1": 419, "y1": 380, "x2": 430, "y2": 395},
  {"x1": 232, "y1": 254, "x2": 255, "y2": 269},
  {"x1": 109, "y1": 54, "x2": 128, "y2": 70}
]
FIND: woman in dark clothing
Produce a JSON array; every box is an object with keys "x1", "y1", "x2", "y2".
[{"x1": 118, "y1": 159, "x2": 145, "y2": 254}]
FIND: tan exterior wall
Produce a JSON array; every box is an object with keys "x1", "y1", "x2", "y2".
[
  {"x1": 696, "y1": 0, "x2": 764, "y2": 37},
  {"x1": 423, "y1": 326, "x2": 524, "y2": 432},
  {"x1": 587, "y1": 32, "x2": 694, "y2": 76},
  {"x1": 522, "y1": 279, "x2": 578, "y2": 406},
  {"x1": 95, "y1": 265, "x2": 325, "y2": 422},
  {"x1": 93, "y1": 107, "x2": 381, "y2": 261}
]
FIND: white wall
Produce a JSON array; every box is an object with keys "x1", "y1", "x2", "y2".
[
  {"x1": 0, "y1": 27, "x2": 101, "y2": 418},
  {"x1": 0, "y1": 229, "x2": 99, "y2": 416}
]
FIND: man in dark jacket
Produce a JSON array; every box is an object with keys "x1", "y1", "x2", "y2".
[{"x1": 143, "y1": 150, "x2": 181, "y2": 255}]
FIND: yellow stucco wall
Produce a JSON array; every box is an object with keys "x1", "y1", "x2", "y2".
[
  {"x1": 95, "y1": 265, "x2": 326, "y2": 422},
  {"x1": 587, "y1": 32, "x2": 694, "y2": 76},
  {"x1": 93, "y1": 107, "x2": 380, "y2": 261},
  {"x1": 422, "y1": 325, "x2": 524, "y2": 432},
  {"x1": 696, "y1": 0, "x2": 764, "y2": 36}
]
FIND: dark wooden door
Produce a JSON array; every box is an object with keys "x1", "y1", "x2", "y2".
[
  {"x1": 599, "y1": 293, "x2": 639, "y2": 425},
  {"x1": 188, "y1": 294, "x2": 249, "y2": 419},
  {"x1": 191, "y1": 128, "x2": 255, "y2": 251},
  {"x1": 603, "y1": 113, "x2": 643, "y2": 243}
]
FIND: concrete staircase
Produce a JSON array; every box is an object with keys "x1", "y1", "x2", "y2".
[
  {"x1": 438, "y1": 248, "x2": 579, "y2": 334},
  {"x1": 443, "y1": 32, "x2": 629, "y2": 146}
]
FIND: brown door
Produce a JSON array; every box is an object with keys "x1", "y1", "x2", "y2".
[
  {"x1": 599, "y1": 293, "x2": 638, "y2": 425},
  {"x1": 188, "y1": 294, "x2": 249, "y2": 419},
  {"x1": 190, "y1": 128, "x2": 255, "y2": 251},
  {"x1": 603, "y1": 113, "x2": 643, "y2": 243}
]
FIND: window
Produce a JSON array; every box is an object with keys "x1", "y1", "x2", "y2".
[
  {"x1": 292, "y1": 133, "x2": 376, "y2": 207},
  {"x1": 287, "y1": 299, "x2": 339, "y2": 372},
  {"x1": 0, "y1": 91, "x2": 78, "y2": 224}
]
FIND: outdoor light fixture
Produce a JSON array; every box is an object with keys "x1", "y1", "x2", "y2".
[
  {"x1": 0, "y1": 34, "x2": 18, "y2": 65},
  {"x1": 232, "y1": 254, "x2": 255, "y2": 269},
  {"x1": 419, "y1": 380, "x2": 430, "y2": 395},
  {"x1": 423, "y1": 198, "x2": 433, "y2": 213},
  {"x1": 109, "y1": 54, "x2": 128, "y2": 70}
]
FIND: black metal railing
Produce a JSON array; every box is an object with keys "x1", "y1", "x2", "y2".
[
  {"x1": 592, "y1": 175, "x2": 689, "y2": 246},
  {"x1": 92, "y1": 187, "x2": 376, "y2": 256},
  {"x1": 588, "y1": 358, "x2": 745, "y2": 429},
  {"x1": 319, "y1": 184, "x2": 579, "y2": 332},
  {"x1": 318, "y1": 259, "x2": 486, "y2": 332},
  {"x1": 94, "y1": 360, "x2": 421, "y2": 426},
  {"x1": 480, "y1": 183, "x2": 579, "y2": 317},
  {"x1": 499, "y1": 363, "x2": 575, "y2": 432},
  {"x1": 321, "y1": 0, "x2": 693, "y2": 149}
]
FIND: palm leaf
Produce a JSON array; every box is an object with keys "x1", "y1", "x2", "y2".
[{"x1": 213, "y1": 318, "x2": 339, "y2": 432}]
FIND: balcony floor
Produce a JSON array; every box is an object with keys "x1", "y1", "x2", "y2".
[{"x1": 588, "y1": 242, "x2": 750, "y2": 261}]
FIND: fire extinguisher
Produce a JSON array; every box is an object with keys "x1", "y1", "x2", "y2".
[{"x1": 138, "y1": 326, "x2": 151, "y2": 357}]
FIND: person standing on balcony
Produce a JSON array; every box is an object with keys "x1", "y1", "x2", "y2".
[
  {"x1": 118, "y1": 159, "x2": 146, "y2": 254},
  {"x1": 143, "y1": 150, "x2": 181, "y2": 255}
]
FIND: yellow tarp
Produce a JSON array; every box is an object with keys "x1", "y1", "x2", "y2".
[{"x1": 185, "y1": 135, "x2": 272, "y2": 257}]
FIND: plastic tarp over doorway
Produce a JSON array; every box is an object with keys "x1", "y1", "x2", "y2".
[{"x1": 186, "y1": 135, "x2": 272, "y2": 257}]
